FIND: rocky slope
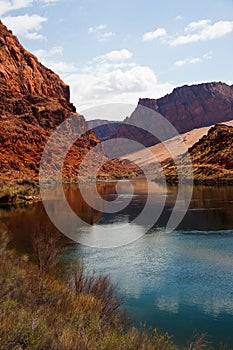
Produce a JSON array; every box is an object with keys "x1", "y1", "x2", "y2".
[
  {"x1": 88, "y1": 119, "x2": 120, "y2": 140},
  {"x1": 189, "y1": 124, "x2": 233, "y2": 166},
  {"x1": 113, "y1": 82, "x2": 233, "y2": 149},
  {"x1": 161, "y1": 124, "x2": 233, "y2": 185},
  {"x1": 120, "y1": 120, "x2": 233, "y2": 170},
  {"x1": 0, "y1": 20, "x2": 137, "y2": 189}
]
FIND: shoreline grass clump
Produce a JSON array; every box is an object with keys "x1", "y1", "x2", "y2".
[{"x1": 0, "y1": 225, "x2": 175, "y2": 350}]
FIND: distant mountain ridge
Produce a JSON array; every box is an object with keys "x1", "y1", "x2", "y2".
[
  {"x1": 138, "y1": 82, "x2": 233, "y2": 133},
  {"x1": 109, "y1": 82, "x2": 233, "y2": 149},
  {"x1": 87, "y1": 119, "x2": 120, "y2": 140}
]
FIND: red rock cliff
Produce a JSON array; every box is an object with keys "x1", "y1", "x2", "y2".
[
  {"x1": 0, "y1": 21, "x2": 138, "y2": 181},
  {"x1": 0, "y1": 20, "x2": 100, "y2": 180},
  {"x1": 139, "y1": 82, "x2": 233, "y2": 133},
  {"x1": 114, "y1": 82, "x2": 233, "y2": 150}
]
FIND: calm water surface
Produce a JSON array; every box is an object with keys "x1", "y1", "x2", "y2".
[{"x1": 1, "y1": 179, "x2": 233, "y2": 348}]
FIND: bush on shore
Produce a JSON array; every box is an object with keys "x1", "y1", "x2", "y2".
[{"x1": 0, "y1": 226, "x2": 175, "y2": 350}]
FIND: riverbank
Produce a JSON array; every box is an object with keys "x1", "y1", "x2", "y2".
[
  {"x1": 0, "y1": 179, "x2": 40, "y2": 205},
  {"x1": 2, "y1": 165, "x2": 233, "y2": 206},
  {"x1": 0, "y1": 170, "x2": 138, "y2": 205},
  {"x1": 154, "y1": 163, "x2": 233, "y2": 186}
]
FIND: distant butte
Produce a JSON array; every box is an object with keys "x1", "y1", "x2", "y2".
[{"x1": 112, "y1": 82, "x2": 233, "y2": 148}]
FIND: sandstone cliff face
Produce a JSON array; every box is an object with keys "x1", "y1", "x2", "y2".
[
  {"x1": 0, "y1": 20, "x2": 87, "y2": 180},
  {"x1": 160, "y1": 124, "x2": 233, "y2": 185},
  {"x1": 88, "y1": 119, "x2": 120, "y2": 140},
  {"x1": 0, "y1": 21, "x2": 136, "y2": 182},
  {"x1": 189, "y1": 124, "x2": 233, "y2": 170},
  {"x1": 0, "y1": 21, "x2": 72, "y2": 104},
  {"x1": 114, "y1": 82, "x2": 233, "y2": 149},
  {"x1": 139, "y1": 82, "x2": 233, "y2": 133}
]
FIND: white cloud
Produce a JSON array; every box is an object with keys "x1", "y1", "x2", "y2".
[
  {"x1": 88, "y1": 24, "x2": 115, "y2": 42},
  {"x1": 203, "y1": 52, "x2": 212, "y2": 60},
  {"x1": 185, "y1": 19, "x2": 210, "y2": 32},
  {"x1": 31, "y1": 46, "x2": 174, "y2": 112},
  {"x1": 25, "y1": 32, "x2": 44, "y2": 40},
  {"x1": 0, "y1": 0, "x2": 58, "y2": 16},
  {"x1": 40, "y1": 0, "x2": 59, "y2": 3},
  {"x1": 56, "y1": 54, "x2": 174, "y2": 111},
  {"x1": 96, "y1": 49, "x2": 133, "y2": 63},
  {"x1": 99, "y1": 31, "x2": 115, "y2": 41},
  {"x1": 2, "y1": 14, "x2": 47, "y2": 40},
  {"x1": 170, "y1": 19, "x2": 233, "y2": 46},
  {"x1": 33, "y1": 46, "x2": 76, "y2": 73},
  {"x1": 88, "y1": 24, "x2": 106, "y2": 33},
  {"x1": 34, "y1": 46, "x2": 63, "y2": 59},
  {"x1": 106, "y1": 66, "x2": 157, "y2": 92},
  {"x1": 44, "y1": 61, "x2": 77, "y2": 73},
  {"x1": 175, "y1": 15, "x2": 184, "y2": 20},
  {"x1": 174, "y1": 52, "x2": 212, "y2": 67},
  {"x1": 0, "y1": 0, "x2": 33, "y2": 16},
  {"x1": 142, "y1": 28, "x2": 167, "y2": 42},
  {"x1": 175, "y1": 57, "x2": 202, "y2": 67}
]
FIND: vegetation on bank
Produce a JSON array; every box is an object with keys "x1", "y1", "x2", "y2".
[
  {"x1": 156, "y1": 162, "x2": 233, "y2": 186},
  {"x1": 0, "y1": 167, "x2": 138, "y2": 205},
  {"x1": 0, "y1": 225, "x2": 175, "y2": 350},
  {"x1": 0, "y1": 179, "x2": 40, "y2": 204}
]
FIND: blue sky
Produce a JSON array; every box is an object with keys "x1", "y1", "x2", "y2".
[{"x1": 1, "y1": 0, "x2": 233, "y2": 119}]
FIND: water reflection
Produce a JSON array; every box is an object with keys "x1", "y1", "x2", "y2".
[
  {"x1": 39, "y1": 179, "x2": 172, "y2": 247},
  {"x1": 1, "y1": 180, "x2": 233, "y2": 250}
]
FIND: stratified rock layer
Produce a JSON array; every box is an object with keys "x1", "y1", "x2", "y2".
[
  {"x1": 114, "y1": 82, "x2": 233, "y2": 148},
  {"x1": 0, "y1": 21, "x2": 137, "y2": 181},
  {"x1": 162, "y1": 124, "x2": 233, "y2": 185}
]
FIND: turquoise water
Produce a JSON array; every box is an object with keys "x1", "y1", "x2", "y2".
[
  {"x1": 2, "y1": 180, "x2": 233, "y2": 348},
  {"x1": 67, "y1": 229, "x2": 233, "y2": 348}
]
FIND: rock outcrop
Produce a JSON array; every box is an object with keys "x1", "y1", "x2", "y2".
[
  {"x1": 139, "y1": 82, "x2": 233, "y2": 132},
  {"x1": 0, "y1": 21, "x2": 76, "y2": 118},
  {"x1": 160, "y1": 124, "x2": 233, "y2": 185},
  {"x1": 0, "y1": 21, "x2": 137, "y2": 183},
  {"x1": 88, "y1": 119, "x2": 120, "y2": 140},
  {"x1": 113, "y1": 82, "x2": 233, "y2": 149},
  {"x1": 189, "y1": 124, "x2": 233, "y2": 170}
]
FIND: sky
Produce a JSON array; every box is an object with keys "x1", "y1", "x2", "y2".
[{"x1": 1, "y1": 0, "x2": 233, "y2": 120}]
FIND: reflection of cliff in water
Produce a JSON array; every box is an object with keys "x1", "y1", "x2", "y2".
[
  {"x1": 1, "y1": 181, "x2": 233, "y2": 254},
  {"x1": 176, "y1": 185, "x2": 233, "y2": 232},
  {"x1": 0, "y1": 182, "x2": 121, "y2": 253},
  {"x1": 64, "y1": 182, "x2": 117, "y2": 225},
  {"x1": 81, "y1": 182, "x2": 233, "y2": 232}
]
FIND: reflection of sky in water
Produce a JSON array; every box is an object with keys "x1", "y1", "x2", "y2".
[
  {"x1": 76, "y1": 222, "x2": 145, "y2": 248},
  {"x1": 66, "y1": 226, "x2": 233, "y2": 347},
  {"x1": 68, "y1": 229, "x2": 233, "y2": 317}
]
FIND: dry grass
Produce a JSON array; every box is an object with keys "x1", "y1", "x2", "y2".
[
  {"x1": 0, "y1": 179, "x2": 39, "y2": 204},
  {"x1": 0, "y1": 226, "x2": 175, "y2": 350}
]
